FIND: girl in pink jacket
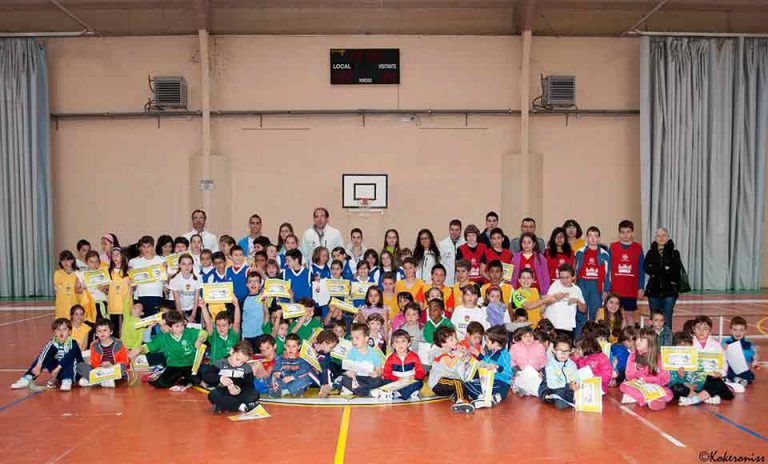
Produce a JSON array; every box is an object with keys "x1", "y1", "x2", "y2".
[
  {"x1": 572, "y1": 335, "x2": 612, "y2": 392},
  {"x1": 509, "y1": 326, "x2": 547, "y2": 396},
  {"x1": 619, "y1": 327, "x2": 673, "y2": 411}
]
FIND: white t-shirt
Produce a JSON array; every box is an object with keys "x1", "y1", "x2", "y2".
[
  {"x1": 184, "y1": 229, "x2": 219, "y2": 253},
  {"x1": 129, "y1": 255, "x2": 166, "y2": 298},
  {"x1": 439, "y1": 236, "x2": 464, "y2": 286},
  {"x1": 76, "y1": 270, "x2": 107, "y2": 302},
  {"x1": 450, "y1": 305, "x2": 490, "y2": 340},
  {"x1": 301, "y1": 225, "x2": 343, "y2": 263},
  {"x1": 168, "y1": 273, "x2": 202, "y2": 312},
  {"x1": 544, "y1": 280, "x2": 585, "y2": 331}
]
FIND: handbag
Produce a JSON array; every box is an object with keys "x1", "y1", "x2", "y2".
[{"x1": 678, "y1": 262, "x2": 692, "y2": 293}]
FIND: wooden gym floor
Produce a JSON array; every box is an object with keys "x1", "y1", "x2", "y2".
[{"x1": 0, "y1": 295, "x2": 767, "y2": 464}]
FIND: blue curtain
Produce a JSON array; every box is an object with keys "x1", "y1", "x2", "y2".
[
  {"x1": 640, "y1": 36, "x2": 768, "y2": 290},
  {"x1": 0, "y1": 39, "x2": 53, "y2": 297}
]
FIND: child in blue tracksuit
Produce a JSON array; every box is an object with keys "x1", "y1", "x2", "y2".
[
  {"x1": 574, "y1": 227, "x2": 610, "y2": 337},
  {"x1": 270, "y1": 334, "x2": 313, "y2": 397},
  {"x1": 464, "y1": 325, "x2": 513, "y2": 409},
  {"x1": 539, "y1": 335, "x2": 579, "y2": 409},
  {"x1": 722, "y1": 316, "x2": 758, "y2": 385},
  {"x1": 11, "y1": 318, "x2": 83, "y2": 391}
]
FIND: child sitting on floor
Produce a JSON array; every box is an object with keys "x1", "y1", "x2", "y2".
[
  {"x1": 668, "y1": 331, "x2": 706, "y2": 401},
  {"x1": 203, "y1": 341, "x2": 260, "y2": 413},
  {"x1": 340, "y1": 323, "x2": 384, "y2": 396},
  {"x1": 459, "y1": 321, "x2": 485, "y2": 359},
  {"x1": 468, "y1": 325, "x2": 513, "y2": 409},
  {"x1": 428, "y1": 325, "x2": 476, "y2": 414},
  {"x1": 12, "y1": 318, "x2": 83, "y2": 391},
  {"x1": 678, "y1": 316, "x2": 735, "y2": 406},
  {"x1": 722, "y1": 316, "x2": 759, "y2": 386},
  {"x1": 311, "y1": 329, "x2": 339, "y2": 396},
  {"x1": 610, "y1": 326, "x2": 636, "y2": 386},
  {"x1": 423, "y1": 299, "x2": 453, "y2": 344},
  {"x1": 619, "y1": 327, "x2": 673, "y2": 410},
  {"x1": 539, "y1": 334, "x2": 579, "y2": 410},
  {"x1": 572, "y1": 334, "x2": 612, "y2": 393},
  {"x1": 270, "y1": 333, "x2": 313, "y2": 397},
  {"x1": 400, "y1": 303, "x2": 424, "y2": 344},
  {"x1": 367, "y1": 313, "x2": 387, "y2": 353},
  {"x1": 509, "y1": 326, "x2": 547, "y2": 396},
  {"x1": 129, "y1": 311, "x2": 208, "y2": 389},
  {"x1": 250, "y1": 334, "x2": 277, "y2": 394},
  {"x1": 379, "y1": 329, "x2": 426, "y2": 400},
  {"x1": 77, "y1": 319, "x2": 129, "y2": 388}
]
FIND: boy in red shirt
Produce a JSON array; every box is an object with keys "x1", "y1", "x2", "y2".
[
  {"x1": 574, "y1": 227, "x2": 610, "y2": 337},
  {"x1": 456, "y1": 225, "x2": 486, "y2": 284},
  {"x1": 458, "y1": 321, "x2": 485, "y2": 359},
  {"x1": 379, "y1": 329, "x2": 426, "y2": 400},
  {"x1": 480, "y1": 228, "x2": 513, "y2": 282},
  {"x1": 608, "y1": 220, "x2": 645, "y2": 326}
]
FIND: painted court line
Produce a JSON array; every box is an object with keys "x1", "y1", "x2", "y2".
[
  {"x1": 0, "y1": 390, "x2": 44, "y2": 413},
  {"x1": 0, "y1": 313, "x2": 52, "y2": 327},
  {"x1": 698, "y1": 406, "x2": 768, "y2": 443},
  {"x1": 334, "y1": 406, "x2": 351, "y2": 464},
  {"x1": 609, "y1": 398, "x2": 687, "y2": 448},
  {"x1": 0, "y1": 306, "x2": 54, "y2": 312}
]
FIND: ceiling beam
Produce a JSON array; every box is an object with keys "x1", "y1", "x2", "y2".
[
  {"x1": 193, "y1": 0, "x2": 209, "y2": 31},
  {"x1": 49, "y1": 0, "x2": 98, "y2": 33},
  {"x1": 515, "y1": 0, "x2": 536, "y2": 34}
]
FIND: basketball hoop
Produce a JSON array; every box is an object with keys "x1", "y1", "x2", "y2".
[{"x1": 356, "y1": 198, "x2": 372, "y2": 218}]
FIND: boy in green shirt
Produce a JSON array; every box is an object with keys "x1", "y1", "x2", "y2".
[
  {"x1": 290, "y1": 299, "x2": 323, "y2": 342},
  {"x1": 121, "y1": 302, "x2": 146, "y2": 350},
  {"x1": 129, "y1": 311, "x2": 207, "y2": 389},
  {"x1": 423, "y1": 299, "x2": 453, "y2": 344},
  {"x1": 203, "y1": 309, "x2": 240, "y2": 363}
]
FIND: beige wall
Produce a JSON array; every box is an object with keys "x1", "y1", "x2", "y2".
[{"x1": 49, "y1": 35, "x2": 644, "y2": 258}]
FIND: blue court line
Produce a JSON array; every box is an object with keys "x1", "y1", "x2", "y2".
[
  {"x1": 0, "y1": 391, "x2": 43, "y2": 413},
  {"x1": 698, "y1": 406, "x2": 768, "y2": 443}
]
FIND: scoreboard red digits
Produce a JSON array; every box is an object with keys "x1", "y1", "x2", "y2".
[{"x1": 330, "y1": 49, "x2": 400, "y2": 85}]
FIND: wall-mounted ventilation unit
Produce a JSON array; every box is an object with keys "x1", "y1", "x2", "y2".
[
  {"x1": 542, "y1": 75, "x2": 576, "y2": 107},
  {"x1": 151, "y1": 76, "x2": 187, "y2": 109}
]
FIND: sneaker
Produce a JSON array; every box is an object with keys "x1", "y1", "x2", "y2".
[
  {"x1": 370, "y1": 388, "x2": 381, "y2": 398},
  {"x1": 733, "y1": 377, "x2": 749, "y2": 387},
  {"x1": 724, "y1": 381, "x2": 745, "y2": 394},
  {"x1": 78, "y1": 378, "x2": 92, "y2": 387},
  {"x1": 472, "y1": 399, "x2": 491, "y2": 409},
  {"x1": 409, "y1": 391, "x2": 421, "y2": 401},
  {"x1": 493, "y1": 393, "x2": 502, "y2": 405},
  {"x1": 451, "y1": 401, "x2": 475, "y2": 414},
  {"x1": 318, "y1": 384, "x2": 332, "y2": 398},
  {"x1": 100, "y1": 380, "x2": 116, "y2": 388},
  {"x1": 340, "y1": 386, "x2": 354, "y2": 396},
  {"x1": 513, "y1": 385, "x2": 524, "y2": 397},
  {"x1": 242, "y1": 402, "x2": 259, "y2": 412},
  {"x1": 60, "y1": 379, "x2": 72, "y2": 391},
  {"x1": 678, "y1": 395, "x2": 702, "y2": 407},
  {"x1": 704, "y1": 395, "x2": 721, "y2": 405},
  {"x1": 10, "y1": 376, "x2": 32, "y2": 389},
  {"x1": 621, "y1": 394, "x2": 637, "y2": 404}
]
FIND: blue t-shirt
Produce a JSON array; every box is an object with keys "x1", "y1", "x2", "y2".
[
  {"x1": 347, "y1": 346, "x2": 383, "y2": 368},
  {"x1": 241, "y1": 294, "x2": 264, "y2": 338},
  {"x1": 611, "y1": 344, "x2": 630, "y2": 371},
  {"x1": 226, "y1": 265, "x2": 250, "y2": 301}
]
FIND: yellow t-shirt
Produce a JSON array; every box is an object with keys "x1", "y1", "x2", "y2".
[
  {"x1": 54, "y1": 270, "x2": 79, "y2": 319},
  {"x1": 71, "y1": 323, "x2": 90, "y2": 350},
  {"x1": 383, "y1": 293, "x2": 399, "y2": 319},
  {"x1": 595, "y1": 307, "x2": 622, "y2": 344},
  {"x1": 108, "y1": 270, "x2": 131, "y2": 315},
  {"x1": 570, "y1": 238, "x2": 586, "y2": 252},
  {"x1": 395, "y1": 279, "x2": 426, "y2": 305},
  {"x1": 512, "y1": 287, "x2": 543, "y2": 327}
]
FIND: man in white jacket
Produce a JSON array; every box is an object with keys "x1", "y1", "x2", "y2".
[
  {"x1": 301, "y1": 207, "x2": 343, "y2": 262},
  {"x1": 183, "y1": 209, "x2": 218, "y2": 252},
  {"x1": 438, "y1": 219, "x2": 465, "y2": 286}
]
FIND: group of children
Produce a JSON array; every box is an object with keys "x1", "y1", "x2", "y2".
[{"x1": 11, "y1": 219, "x2": 759, "y2": 415}]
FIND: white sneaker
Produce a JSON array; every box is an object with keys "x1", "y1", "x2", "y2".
[
  {"x1": 60, "y1": 379, "x2": 72, "y2": 391},
  {"x1": 621, "y1": 394, "x2": 637, "y2": 404},
  {"x1": 678, "y1": 395, "x2": 702, "y2": 406},
  {"x1": 704, "y1": 395, "x2": 721, "y2": 405},
  {"x1": 10, "y1": 376, "x2": 31, "y2": 389},
  {"x1": 472, "y1": 399, "x2": 491, "y2": 409},
  {"x1": 340, "y1": 386, "x2": 354, "y2": 396},
  {"x1": 100, "y1": 380, "x2": 116, "y2": 388},
  {"x1": 78, "y1": 378, "x2": 92, "y2": 387},
  {"x1": 409, "y1": 391, "x2": 421, "y2": 401},
  {"x1": 724, "y1": 381, "x2": 745, "y2": 394}
]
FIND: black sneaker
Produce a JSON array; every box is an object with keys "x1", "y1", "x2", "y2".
[
  {"x1": 451, "y1": 401, "x2": 475, "y2": 414},
  {"x1": 211, "y1": 404, "x2": 222, "y2": 414},
  {"x1": 243, "y1": 402, "x2": 259, "y2": 412}
]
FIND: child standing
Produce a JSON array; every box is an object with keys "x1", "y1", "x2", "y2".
[
  {"x1": 283, "y1": 249, "x2": 312, "y2": 301},
  {"x1": 400, "y1": 304, "x2": 424, "y2": 344},
  {"x1": 380, "y1": 329, "x2": 426, "y2": 400},
  {"x1": 129, "y1": 236, "x2": 167, "y2": 325},
  {"x1": 11, "y1": 318, "x2": 83, "y2": 391},
  {"x1": 423, "y1": 299, "x2": 453, "y2": 344},
  {"x1": 456, "y1": 225, "x2": 486, "y2": 284},
  {"x1": 480, "y1": 260, "x2": 513, "y2": 304},
  {"x1": 203, "y1": 341, "x2": 260, "y2": 413},
  {"x1": 542, "y1": 264, "x2": 586, "y2": 339},
  {"x1": 649, "y1": 310, "x2": 672, "y2": 347},
  {"x1": 511, "y1": 269, "x2": 545, "y2": 327},
  {"x1": 76, "y1": 250, "x2": 109, "y2": 322},
  {"x1": 129, "y1": 311, "x2": 208, "y2": 389},
  {"x1": 340, "y1": 323, "x2": 385, "y2": 396},
  {"x1": 107, "y1": 248, "x2": 132, "y2": 337},
  {"x1": 394, "y1": 258, "x2": 426, "y2": 308},
  {"x1": 545, "y1": 227, "x2": 574, "y2": 284},
  {"x1": 54, "y1": 250, "x2": 79, "y2": 320},
  {"x1": 609, "y1": 220, "x2": 645, "y2": 327},
  {"x1": 168, "y1": 254, "x2": 202, "y2": 323},
  {"x1": 722, "y1": 316, "x2": 759, "y2": 385},
  {"x1": 202, "y1": 311, "x2": 241, "y2": 365},
  {"x1": 510, "y1": 232, "x2": 551, "y2": 295},
  {"x1": 226, "y1": 246, "x2": 250, "y2": 304},
  {"x1": 619, "y1": 327, "x2": 673, "y2": 410},
  {"x1": 574, "y1": 227, "x2": 611, "y2": 337},
  {"x1": 451, "y1": 284, "x2": 489, "y2": 340},
  {"x1": 480, "y1": 228, "x2": 513, "y2": 282},
  {"x1": 240, "y1": 271, "x2": 266, "y2": 350}
]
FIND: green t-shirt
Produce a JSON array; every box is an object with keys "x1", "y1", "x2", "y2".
[
  {"x1": 422, "y1": 317, "x2": 453, "y2": 344},
  {"x1": 208, "y1": 328, "x2": 240, "y2": 363},
  {"x1": 121, "y1": 312, "x2": 143, "y2": 350},
  {"x1": 145, "y1": 327, "x2": 207, "y2": 367},
  {"x1": 291, "y1": 318, "x2": 323, "y2": 341},
  {"x1": 275, "y1": 335, "x2": 285, "y2": 356}
]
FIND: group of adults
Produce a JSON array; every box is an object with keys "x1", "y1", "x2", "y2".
[{"x1": 179, "y1": 207, "x2": 684, "y2": 330}]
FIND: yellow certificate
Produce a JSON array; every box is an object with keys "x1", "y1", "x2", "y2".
[
  {"x1": 575, "y1": 377, "x2": 603, "y2": 413},
  {"x1": 502, "y1": 263, "x2": 514, "y2": 282},
  {"x1": 331, "y1": 339, "x2": 353, "y2": 360},
  {"x1": 463, "y1": 357, "x2": 479, "y2": 382},
  {"x1": 84, "y1": 268, "x2": 111, "y2": 288},
  {"x1": 130, "y1": 264, "x2": 166, "y2": 284},
  {"x1": 228, "y1": 404, "x2": 271, "y2": 421},
  {"x1": 264, "y1": 279, "x2": 291, "y2": 298},
  {"x1": 327, "y1": 279, "x2": 350, "y2": 297},
  {"x1": 203, "y1": 282, "x2": 234, "y2": 304},
  {"x1": 661, "y1": 346, "x2": 699, "y2": 371},
  {"x1": 300, "y1": 341, "x2": 321, "y2": 371},
  {"x1": 624, "y1": 379, "x2": 666, "y2": 402},
  {"x1": 331, "y1": 297, "x2": 358, "y2": 314},
  {"x1": 89, "y1": 364, "x2": 122, "y2": 384},
  {"x1": 133, "y1": 313, "x2": 163, "y2": 329},
  {"x1": 280, "y1": 303, "x2": 306, "y2": 319},
  {"x1": 191, "y1": 343, "x2": 207, "y2": 376},
  {"x1": 478, "y1": 366, "x2": 496, "y2": 404},
  {"x1": 351, "y1": 281, "x2": 374, "y2": 299},
  {"x1": 166, "y1": 253, "x2": 182, "y2": 272},
  {"x1": 698, "y1": 351, "x2": 725, "y2": 373}
]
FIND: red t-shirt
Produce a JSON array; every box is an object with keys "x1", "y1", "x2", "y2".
[
  {"x1": 546, "y1": 252, "x2": 574, "y2": 282},
  {"x1": 579, "y1": 248, "x2": 600, "y2": 281}
]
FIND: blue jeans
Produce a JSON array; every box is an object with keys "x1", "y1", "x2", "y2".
[
  {"x1": 647, "y1": 296, "x2": 677, "y2": 332},
  {"x1": 576, "y1": 280, "x2": 601, "y2": 337}
]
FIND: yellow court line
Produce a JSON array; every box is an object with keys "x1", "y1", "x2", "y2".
[
  {"x1": 756, "y1": 317, "x2": 768, "y2": 337},
  {"x1": 334, "y1": 406, "x2": 351, "y2": 464}
]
